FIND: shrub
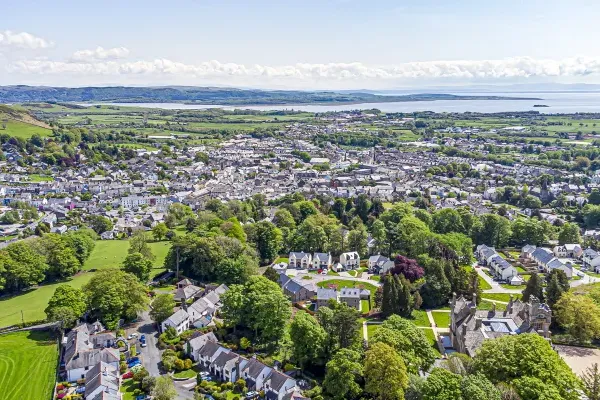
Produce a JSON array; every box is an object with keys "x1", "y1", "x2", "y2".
[
  {"x1": 120, "y1": 353, "x2": 126, "y2": 361},
  {"x1": 184, "y1": 359, "x2": 193, "y2": 370},
  {"x1": 119, "y1": 362, "x2": 127, "y2": 374},
  {"x1": 174, "y1": 358, "x2": 185, "y2": 371},
  {"x1": 284, "y1": 363, "x2": 296, "y2": 372},
  {"x1": 239, "y1": 337, "x2": 251, "y2": 350}
]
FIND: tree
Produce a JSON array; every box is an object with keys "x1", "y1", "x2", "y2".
[
  {"x1": 381, "y1": 274, "x2": 414, "y2": 318},
  {"x1": 558, "y1": 222, "x2": 581, "y2": 245},
  {"x1": 289, "y1": 311, "x2": 326, "y2": 368},
  {"x1": 513, "y1": 376, "x2": 563, "y2": 400},
  {"x1": 419, "y1": 257, "x2": 451, "y2": 308},
  {"x1": 129, "y1": 231, "x2": 155, "y2": 261},
  {"x1": 262, "y1": 266, "x2": 280, "y2": 283},
  {"x1": 473, "y1": 214, "x2": 512, "y2": 248},
  {"x1": 582, "y1": 363, "x2": 600, "y2": 400},
  {"x1": 152, "y1": 376, "x2": 177, "y2": 400},
  {"x1": 391, "y1": 255, "x2": 424, "y2": 282},
  {"x1": 472, "y1": 334, "x2": 580, "y2": 400},
  {"x1": 370, "y1": 219, "x2": 387, "y2": 254},
  {"x1": 45, "y1": 285, "x2": 87, "y2": 328},
  {"x1": 317, "y1": 299, "x2": 361, "y2": 352},
  {"x1": 322, "y1": 348, "x2": 363, "y2": 400},
  {"x1": 522, "y1": 273, "x2": 544, "y2": 303},
  {"x1": 123, "y1": 252, "x2": 153, "y2": 282},
  {"x1": 247, "y1": 221, "x2": 282, "y2": 264},
  {"x1": 347, "y1": 228, "x2": 368, "y2": 257},
  {"x1": 149, "y1": 294, "x2": 176, "y2": 324},
  {"x1": 87, "y1": 215, "x2": 113, "y2": 234},
  {"x1": 273, "y1": 209, "x2": 296, "y2": 230},
  {"x1": 364, "y1": 342, "x2": 408, "y2": 400},
  {"x1": 64, "y1": 229, "x2": 96, "y2": 264},
  {"x1": 221, "y1": 276, "x2": 291, "y2": 346},
  {"x1": 40, "y1": 234, "x2": 81, "y2": 279},
  {"x1": 460, "y1": 373, "x2": 501, "y2": 400},
  {"x1": 214, "y1": 257, "x2": 256, "y2": 285},
  {"x1": 371, "y1": 315, "x2": 436, "y2": 373},
  {"x1": 152, "y1": 223, "x2": 168, "y2": 241},
  {"x1": 1, "y1": 241, "x2": 47, "y2": 291},
  {"x1": 555, "y1": 292, "x2": 600, "y2": 343},
  {"x1": 421, "y1": 368, "x2": 462, "y2": 400},
  {"x1": 545, "y1": 269, "x2": 570, "y2": 308},
  {"x1": 220, "y1": 217, "x2": 247, "y2": 243},
  {"x1": 589, "y1": 189, "x2": 600, "y2": 205},
  {"x1": 432, "y1": 208, "x2": 465, "y2": 234},
  {"x1": 84, "y1": 270, "x2": 148, "y2": 329}
]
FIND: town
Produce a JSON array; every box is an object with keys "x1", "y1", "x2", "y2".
[{"x1": 1, "y1": 102, "x2": 600, "y2": 400}]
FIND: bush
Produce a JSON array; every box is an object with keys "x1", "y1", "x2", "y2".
[
  {"x1": 174, "y1": 358, "x2": 185, "y2": 371},
  {"x1": 184, "y1": 359, "x2": 193, "y2": 370},
  {"x1": 120, "y1": 353, "x2": 126, "y2": 361},
  {"x1": 284, "y1": 363, "x2": 296, "y2": 372},
  {"x1": 119, "y1": 362, "x2": 127, "y2": 374},
  {"x1": 239, "y1": 337, "x2": 251, "y2": 350}
]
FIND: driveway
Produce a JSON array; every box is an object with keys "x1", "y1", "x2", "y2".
[
  {"x1": 285, "y1": 270, "x2": 380, "y2": 287},
  {"x1": 136, "y1": 310, "x2": 162, "y2": 377},
  {"x1": 475, "y1": 266, "x2": 523, "y2": 294},
  {"x1": 174, "y1": 379, "x2": 197, "y2": 399}
]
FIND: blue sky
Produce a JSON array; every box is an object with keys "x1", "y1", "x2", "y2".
[{"x1": 1, "y1": 0, "x2": 600, "y2": 88}]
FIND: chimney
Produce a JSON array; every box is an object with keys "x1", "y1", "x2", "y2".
[
  {"x1": 491, "y1": 302, "x2": 496, "y2": 314},
  {"x1": 462, "y1": 324, "x2": 468, "y2": 337},
  {"x1": 472, "y1": 292, "x2": 477, "y2": 306},
  {"x1": 475, "y1": 317, "x2": 482, "y2": 329}
]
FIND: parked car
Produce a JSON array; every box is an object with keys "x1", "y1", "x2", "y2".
[
  {"x1": 127, "y1": 357, "x2": 140, "y2": 363},
  {"x1": 127, "y1": 333, "x2": 138, "y2": 340},
  {"x1": 122, "y1": 371, "x2": 134, "y2": 379},
  {"x1": 128, "y1": 361, "x2": 141, "y2": 368},
  {"x1": 245, "y1": 391, "x2": 259, "y2": 399}
]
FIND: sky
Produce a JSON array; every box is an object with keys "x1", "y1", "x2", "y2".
[{"x1": 1, "y1": 0, "x2": 600, "y2": 90}]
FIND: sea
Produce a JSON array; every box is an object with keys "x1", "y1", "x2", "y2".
[{"x1": 83, "y1": 91, "x2": 600, "y2": 114}]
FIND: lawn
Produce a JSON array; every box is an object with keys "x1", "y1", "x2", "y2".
[
  {"x1": 361, "y1": 299, "x2": 370, "y2": 312},
  {"x1": 0, "y1": 330, "x2": 58, "y2": 400},
  {"x1": 173, "y1": 369, "x2": 197, "y2": 379},
  {"x1": 411, "y1": 310, "x2": 431, "y2": 327},
  {"x1": 0, "y1": 272, "x2": 94, "y2": 326},
  {"x1": 83, "y1": 239, "x2": 170, "y2": 271},
  {"x1": 431, "y1": 311, "x2": 451, "y2": 328},
  {"x1": 120, "y1": 378, "x2": 137, "y2": 400},
  {"x1": 481, "y1": 293, "x2": 522, "y2": 303},
  {"x1": 369, "y1": 275, "x2": 381, "y2": 282},
  {"x1": 420, "y1": 328, "x2": 441, "y2": 357},
  {"x1": 366, "y1": 323, "x2": 381, "y2": 339},
  {"x1": 0, "y1": 120, "x2": 52, "y2": 139}
]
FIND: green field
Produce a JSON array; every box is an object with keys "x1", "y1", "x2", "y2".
[
  {"x1": 366, "y1": 323, "x2": 381, "y2": 339},
  {"x1": 0, "y1": 120, "x2": 52, "y2": 139},
  {"x1": 0, "y1": 272, "x2": 94, "y2": 326},
  {"x1": 0, "y1": 239, "x2": 170, "y2": 326},
  {"x1": 0, "y1": 330, "x2": 58, "y2": 400},
  {"x1": 83, "y1": 239, "x2": 169, "y2": 271},
  {"x1": 431, "y1": 311, "x2": 451, "y2": 328}
]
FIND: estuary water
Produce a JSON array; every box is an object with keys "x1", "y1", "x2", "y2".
[{"x1": 84, "y1": 91, "x2": 600, "y2": 114}]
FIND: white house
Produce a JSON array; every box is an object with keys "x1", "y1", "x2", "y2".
[
  {"x1": 288, "y1": 252, "x2": 312, "y2": 269},
  {"x1": 339, "y1": 251, "x2": 360, "y2": 270},
  {"x1": 188, "y1": 332, "x2": 218, "y2": 362},
  {"x1": 64, "y1": 324, "x2": 120, "y2": 382},
  {"x1": 312, "y1": 252, "x2": 332, "y2": 270},
  {"x1": 488, "y1": 254, "x2": 518, "y2": 281},
  {"x1": 553, "y1": 244, "x2": 583, "y2": 259},
  {"x1": 161, "y1": 309, "x2": 190, "y2": 334}
]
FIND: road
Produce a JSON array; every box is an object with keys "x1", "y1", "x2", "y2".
[
  {"x1": 136, "y1": 310, "x2": 162, "y2": 377},
  {"x1": 286, "y1": 269, "x2": 380, "y2": 286}
]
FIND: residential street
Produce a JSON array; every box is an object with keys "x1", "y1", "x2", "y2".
[{"x1": 137, "y1": 310, "x2": 162, "y2": 377}]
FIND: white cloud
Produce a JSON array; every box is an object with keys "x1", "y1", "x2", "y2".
[
  {"x1": 6, "y1": 56, "x2": 600, "y2": 86},
  {"x1": 0, "y1": 30, "x2": 53, "y2": 49},
  {"x1": 71, "y1": 46, "x2": 130, "y2": 62}
]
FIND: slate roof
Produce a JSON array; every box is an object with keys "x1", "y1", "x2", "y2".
[
  {"x1": 198, "y1": 341, "x2": 225, "y2": 359},
  {"x1": 243, "y1": 357, "x2": 270, "y2": 380},
  {"x1": 316, "y1": 288, "x2": 337, "y2": 301},
  {"x1": 85, "y1": 362, "x2": 119, "y2": 398},
  {"x1": 340, "y1": 288, "x2": 360, "y2": 298},
  {"x1": 188, "y1": 332, "x2": 218, "y2": 351},
  {"x1": 266, "y1": 370, "x2": 292, "y2": 391},
  {"x1": 532, "y1": 247, "x2": 553, "y2": 264},
  {"x1": 213, "y1": 350, "x2": 238, "y2": 369},
  {"x1": 174, "y1": 284, "x2": 202, "y2": 301},
  {"x1": 66, "y1": 348, "x2": 120, "y2": 370},
  {"x1": 164, "y1": 309, "x2": 189, "y2": 327}
]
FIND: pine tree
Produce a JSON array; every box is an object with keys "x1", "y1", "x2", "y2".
[
  {"x1": 582, "y1": 363, "x2": 600, "y2": 400},
  {"x1": 397, "y1": 274, "x2": 414, "y2": 317},
  {"x1": 381, "y1": 274, "x2": 395, "y2": 317},
  {"x1": 522, "y1": 272, "x2": 544, "y2": 303}
]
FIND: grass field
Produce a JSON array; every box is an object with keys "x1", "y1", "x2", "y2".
[
  {"x1": 366, "y1": 323, "x2": 381, "y2": 339},
  {"x1": 431, "y1": 311, "x2": 451, "y2": 328},
  {"x1": 0, "y1": 330, "x2": 58, "y2": 400},
  {"x1": 0, "y1": 272, "x2": 94, "y2": 326},
  {"x1": 0, "y1": 120, "x2": 52, "y2": 139},
  {"x1": 0, "y1": 238, "x2": 171, "y2": 326}
]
